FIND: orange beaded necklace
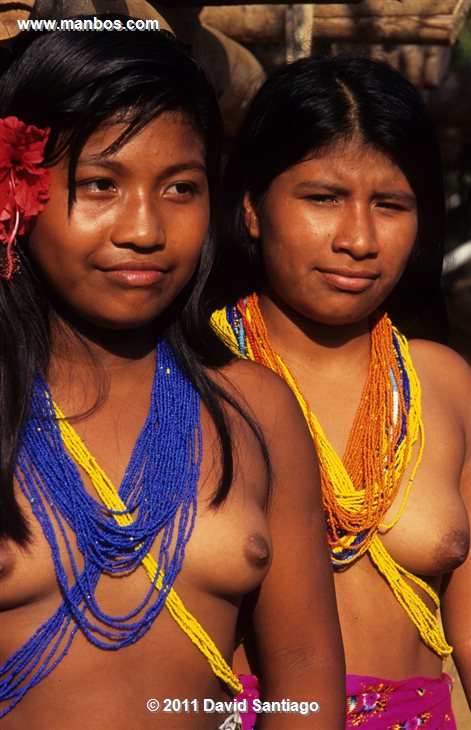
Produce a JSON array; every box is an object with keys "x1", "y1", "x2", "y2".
[{"x1": 212, "y1": 293, "x2": 452, "y2": 657}]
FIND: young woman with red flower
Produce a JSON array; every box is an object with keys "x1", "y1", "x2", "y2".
[{"x1": 0, "y1": 29, "x2": 344, "y2": 730}]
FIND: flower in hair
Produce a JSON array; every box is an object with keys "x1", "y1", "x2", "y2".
[{"x1": 0, "y1": 116, "x2": 51, "y2": 279}]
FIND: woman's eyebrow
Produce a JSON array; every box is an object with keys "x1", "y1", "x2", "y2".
[
  {"x1": 372, "y1": 190, "x2": 416, "y2": 204},
  {"x1": 293, "y1": 180, "x2": 350, "y2": 195},
  {"x1": 293, "y1": 180, "x2": 416, "y2": 204},
  {"x1": 161, "y1": 161, "x2": 207, "y2": 177},
  {"x1": 76, "y1": 159, "x2": 207, "y2": 176}
]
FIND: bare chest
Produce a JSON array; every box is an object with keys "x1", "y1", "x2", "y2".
[
  {"x1": 0, "y1": 404, "x2": 271, "y2": 639},
  {"x1": 297, "y1": 367, "x2": 469, "y2": 578}
]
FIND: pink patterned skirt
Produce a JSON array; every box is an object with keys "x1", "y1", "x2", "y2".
[
  {"x1": 236, "y1": 674, "x2": 260, "y2": 730},
  {"x1": 346, "y1": 672, "x2": 456, "y2": 729}
]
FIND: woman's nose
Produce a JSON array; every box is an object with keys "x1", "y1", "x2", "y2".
[
  {"x1": 111, "y1": 192, "x2": 165, "y2": 250},
  {"x1": 332, "y1": 205, "x2": 379, "y2": 258}
]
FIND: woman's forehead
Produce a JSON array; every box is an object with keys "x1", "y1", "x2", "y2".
[{"x1": 51, "y1": 109, "x2": 203, "y2": 166}]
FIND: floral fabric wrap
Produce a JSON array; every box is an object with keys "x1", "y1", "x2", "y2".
[
  {"x1": 346, "y1": 672, "x2": 456, "y2": 729},
  {"x1": 218, "y1": 674, "x2": 260, "y2": 730},
  {"x1": 236, "y1": 674, "x2": 259, "y2": 730}
]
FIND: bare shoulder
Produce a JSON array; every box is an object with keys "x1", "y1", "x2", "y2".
[
  {"x1": 408, "y1": 339, "x2": 470, "y2": 384},
  {"x1": 409, "y1": 338, "x2": 470, "y2": 370},
  {"x1": 212, "y1": 356, "x2": 289, "y2": 388},
  {"x1": 408, "y1": 339, "x2": 471, "y2": 424},
  {"x1": 207, "y1": 358, "x2": 311, "y2": 441}
]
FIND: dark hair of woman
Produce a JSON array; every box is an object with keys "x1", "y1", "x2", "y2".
[
  {"x1": 0, "y1": 28, "x2": 265, "y2": 544},
  {"x1": 212, "y1": 55, "x2": 448, "y2": 342}
]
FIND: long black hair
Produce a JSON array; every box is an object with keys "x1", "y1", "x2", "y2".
[
  {"x1": 0, "y1": 28, "x2": 265, "y2": 543},
  {"x1": 212, "y1": 55, "x2": 447, "y2": 341}
]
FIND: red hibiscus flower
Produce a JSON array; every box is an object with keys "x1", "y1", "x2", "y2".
[{"x1": 0, "y1": 116, "x2": 51, "y2": 279}]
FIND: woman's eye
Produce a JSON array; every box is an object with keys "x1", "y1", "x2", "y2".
[
  {"x1": 377, "y1": 201, "x2": 407, "y2": 212},
  {"x1": 166, "y1": 181, "x2": 197, "y2": 197},
  {"x1": 306, "y1": 194, "x2": 337, "y2": 204},
  {"x1": 77, "y1": 179, "x2": 117, "y2": 193}
]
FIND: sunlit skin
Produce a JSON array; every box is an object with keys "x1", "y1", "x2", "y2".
[
  {"x1": 1, "y1": 116, "x2": 346, "y2": 728},
  {"x1": 245, "y1": 140, "x2": 418, "y2": 333},
  {"x1": 239, "y1": 138, "x2": 471, "y2": 690},
  {"x1": 28, "y1": 113, "x2": 209, "y2": 334}
]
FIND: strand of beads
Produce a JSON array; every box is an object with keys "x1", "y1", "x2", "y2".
[
  {"x1": 211, "y1": 295, "x2": 451, "y2": 658},
  {"x1": 56, "y1": 404, "x2": 242, "y2": 694},
  {"x1": 1, "y1": 342, "x2": 205, "y2": 716}
]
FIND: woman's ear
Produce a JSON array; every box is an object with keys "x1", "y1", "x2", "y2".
[{"x1": 243, "y1": 193, "x2": 260, "y2": 238}]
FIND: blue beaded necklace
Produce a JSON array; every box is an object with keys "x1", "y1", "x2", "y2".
[{"x1": 0, "y1": 341, "x2": 202, "y2": 717}]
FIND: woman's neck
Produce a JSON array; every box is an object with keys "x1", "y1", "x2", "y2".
[
  {"x1": 258, "y1": 292, "x2": 373, "y2": 374},
  {"x1": 46, "y1": 313, "x2": 158, "y2": 411}
]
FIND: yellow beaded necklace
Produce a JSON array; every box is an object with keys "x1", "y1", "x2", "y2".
[
  {"x1": 54, "y1": 400, "x2": 242, "y2": 694},
  {"x1": 212, "y1": 293, "x2": 451, "y2": 658}
]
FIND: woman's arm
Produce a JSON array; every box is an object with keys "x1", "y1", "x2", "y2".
[
  {"x1": 244, "y1": 366, "x2": 345, "y2": 729},
  {"x1": 441, "y1": 354, "x2": 471, "y2": 708}
]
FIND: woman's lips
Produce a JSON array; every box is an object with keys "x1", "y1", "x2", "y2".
[
  {"x1": 317, "y1": 268, "x2": 378, "y2": 293},
  {"x1": 100, "y1": 262, "x2": 168, "y2": 287}
]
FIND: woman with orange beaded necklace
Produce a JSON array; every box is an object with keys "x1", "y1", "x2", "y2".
[{"x1": 212, "y1": 56, "x2": 471, "y2": 728}]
